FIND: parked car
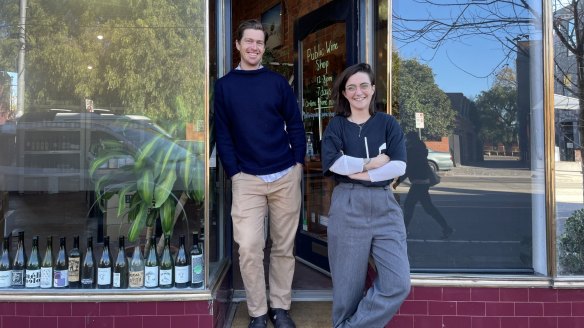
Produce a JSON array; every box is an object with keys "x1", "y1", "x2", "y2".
[{"x1": 427, "y1": 149, "x2": 454, "y2": 172}]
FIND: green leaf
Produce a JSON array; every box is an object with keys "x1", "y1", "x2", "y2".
[
  {"x1": 153, "y1": 169, "x2": 176, "y2": 208},
  {"x1": 191, "y1": 159, "x2": 204, "y2": 203},
  {"x1": 128, "y1": 202, "x2": 149, "y2": 242},
  {"x1": 117, "y1": 184, "x2": 137, "y2": 217},
  {"x1": 137, "y1": 169, "x2": 154, "y2": 207},
  {"x1": 181, "y1": 144, "x2": 194, "y2": 190},
  {"x1": 125, "y1": 193, "x2": 142, "y2": 223},
  {"x1": 134, "y1": 135, "x2": 164, "y2": 171},
  {"x1": 159, "y1": 142, "x2": 177, "y2": 174},
  {"x1": 160, "y1": 198, "x2": 176, "y2": 235}
]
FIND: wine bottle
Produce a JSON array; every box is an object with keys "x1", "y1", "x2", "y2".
[
  {"x1": 97, "y1": 236, "x2": 113, "y2": 289},
  {"x1": 190, "y1": 232, "x2": 204, "y2": 289},
  {"x1": 159, "y1": 235, "x2": 173, "y2": 288},
  {"x1": 68, "y1": 236, "x2": 81, "y2": 288},
  {"x1": 11, "y1": 231, "x2": 26, "y2": 288},
  {"x1": 53, "y1": 237, "x2": 68, "y2": 288},
  {"x1": 113, "y1": 236, "x2": 128, "y2": 289},
  {"x1": 0, "y1": 237, "x2": 12, "y2": 288},
  {"x1": 144, "y1": 236, "x2": 159, "y2": 288},
  {"x1": 128, "y1": 245, "x2": 144, "y2": 288},
  {"x1": 25, "y1": 236, "x2": 41, "y2": 288},
  {"x1": 80, "y1": 236, "x2": 95, "y2": 289},
  {"x1": 40, "y1": 236, "x2": 53, "y2": 288},
  {"x1": 174, "y1": 235, "x2": 188, "y2": 288}
]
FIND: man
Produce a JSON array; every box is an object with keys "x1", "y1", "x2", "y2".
[{"x1": 214, "y1": 19, "x2": 305, "y2": 328}]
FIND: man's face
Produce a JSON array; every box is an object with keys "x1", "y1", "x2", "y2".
[{"x1": 236, "y1": 29, "x2": 265, "y2": 70}]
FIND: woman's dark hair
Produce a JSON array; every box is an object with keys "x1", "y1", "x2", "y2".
[
  {"x1": 236, "y1": 19, "x2": 268, "y2": 43},
  {"x1": 331, "y1": 63, "x2": 376, "y2": 117}
]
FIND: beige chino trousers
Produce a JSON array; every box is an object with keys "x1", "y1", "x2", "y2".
[{"x1": 231, "y1": 163, "x2": 302, "y2": 317}]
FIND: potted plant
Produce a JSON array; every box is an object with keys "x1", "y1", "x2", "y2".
[
  {"x1": 88, "y1": 122, "x2": 204, "y2": 246},
  {"x1": 559, "y1": 208, "x2": 584, "y2": 274}
]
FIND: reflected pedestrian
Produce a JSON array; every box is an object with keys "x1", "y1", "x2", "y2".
[{"x1": 393, "y1": 132, "x2": 454, "y2": 239}]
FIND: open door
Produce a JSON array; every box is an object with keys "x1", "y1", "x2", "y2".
[{"x1": 294, "y1": 0, "x2": 358, "y2": 274}]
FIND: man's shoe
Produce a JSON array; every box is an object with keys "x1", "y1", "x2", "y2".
[
  {"x1": 269, "y1": 308, "x2": 296, "y2": 328},
  {"x1": 248, "y1": 313, "x2": 268, "y2": 328}
]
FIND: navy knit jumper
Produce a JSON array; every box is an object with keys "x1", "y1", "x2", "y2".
[{"x1": 214, "y1": 67, "x2": 306, "y2": 178}]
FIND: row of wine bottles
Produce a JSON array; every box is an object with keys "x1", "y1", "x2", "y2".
[{"x1": 0, "y1": 231, "x2": 205, "y2": 289}]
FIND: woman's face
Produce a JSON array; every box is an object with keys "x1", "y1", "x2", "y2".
[{"x1": 342, "y1": 72, "x2": 375, "y2": 112}]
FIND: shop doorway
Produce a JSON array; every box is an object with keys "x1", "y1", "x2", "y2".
[
  {"x1": 228, "y1": 0, "x2": 359, "y2": 293},
  {"x1": 293, "y1": 0, "x2": 358, "y2": 275}
]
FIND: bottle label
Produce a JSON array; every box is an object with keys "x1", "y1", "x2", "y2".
[
  {"x1": 68, "y1": 258, "x2": 80, "y2": 282},
  {"x1": 159, "y1": 269, "x2": 172, "y2": 286},
  {"x1": 175, "y1": 266, "x2": 189, "y2": 284},
  {"x1": 144, "y1": 266, "x2": 158, "y2": 287},
  {"x1": 0, "y1": 271, "x2": 11, "y2": 287},
  {"x1": 113, "y1": 273, "x2": 120, "y2": 287},
  {"x1": 53, "y1": 269, "x2": 69, "y2": 288},
  {"x1": 11, "y1": 270, "x2": 24, "y2": 286},
  {"x1": 191, "y1": 254, "x2": 204, "y2": 284},
  {"x1": 97, "y1": 267, "x2": 111, "y2": 286},
  {"x1": 25, "y1": 269, "x2": 41, "y2": 288},
  {"x1": 129, "y1": 270, "x2": 144, "y2": 288},
  {"x1": 81, "y1": 279, "x2": 94, "y2": 287},
  {"x1": 40, "y1": 267, "x2": 53, "y2": 288}
]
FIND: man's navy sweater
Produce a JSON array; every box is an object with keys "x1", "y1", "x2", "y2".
[{"x1": 214, "y1": 67, "x2": 306, "y2": 178}]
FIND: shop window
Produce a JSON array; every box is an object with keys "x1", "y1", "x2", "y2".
[
  {"x1": 391, "y1": 0, "x2": 544, "y2": 273},
  {"x1": 0, "y1": 0, "x2": 223, "y2": 292}
]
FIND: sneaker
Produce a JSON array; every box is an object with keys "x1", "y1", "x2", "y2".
[
  {"x1": 248, "y1": 313, "x2": 268, "y2": 328},
  {"x1": 269, "y1": 308, "x2": 296, "y2": 328},
  {"x1": 441, "y1": 227, "x2": 455, "y2": 240}
]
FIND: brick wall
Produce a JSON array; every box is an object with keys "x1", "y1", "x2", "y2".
[
  {"x1": 388, "y1": 286, "x2": 584, "y2": 328},
  {"x1": 425, "y1": 137, "x2": 450, "y2": 153},
  {"x1": 0, "y1": 300, "x2": 219, "y2": 328}
]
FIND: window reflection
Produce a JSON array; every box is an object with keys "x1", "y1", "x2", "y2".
[
  {"x1": 0, "y1": 0, "x2": 215, "y2": 290},
  {"x1": 392, "y1": 0, "x2": 543, "y2": 273}
]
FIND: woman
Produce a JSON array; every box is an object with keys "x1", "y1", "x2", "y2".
[
  {"x1": 394, "y1": 132, "x2": 454, "y2": 239},
  {"x1": 321, "y1": 63, "x2": 411, "y2": 328}
]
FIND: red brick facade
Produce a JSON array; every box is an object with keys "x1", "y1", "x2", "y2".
[
  {"x1": 0, "y1": 300, "x2": 223, "y2": 328},
  {"x1": 388, "y1": 286, "x2": 584, "y2": 328},
  {"x1": 1, "y1": 287, "x2": 584, "y2": 327}
]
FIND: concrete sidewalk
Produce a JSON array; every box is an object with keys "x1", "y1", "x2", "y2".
[{"x1": 555, "y1": 160, "x2": 583, "y2": 220}]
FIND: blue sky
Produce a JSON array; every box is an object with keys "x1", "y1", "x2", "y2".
[{"x1": 392, "y1": 1, "x2": 540, "y2": 99}]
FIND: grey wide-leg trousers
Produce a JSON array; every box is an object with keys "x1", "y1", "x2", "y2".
[{"x1": 328, "y1": 183, "x2": 411, "y2": 328}]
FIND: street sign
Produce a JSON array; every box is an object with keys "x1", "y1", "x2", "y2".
[{"x1": 415, "y1": 112, "x2": 424, "y2": 129}]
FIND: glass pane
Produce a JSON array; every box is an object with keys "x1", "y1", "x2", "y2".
[
  {"x1": 553, "y1": 1, "x2": 584, "y2": 277},
  {"x1": 392, "y1": 1, "x2": 543, "y2": 272},
  {"x1": 301, "y1": 22, "x2": 346, "y2": 242},
  {"x1": 0, "y1": 0, "x2": 210, "y2": 290}
]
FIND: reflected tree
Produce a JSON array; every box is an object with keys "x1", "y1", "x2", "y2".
[
  {"x1": 393, "y1": 1, "x2": 538, "y2": 163},
  {"x1": 475, "y1": 67, "x2": 518, "y2": 154},
  {"x1": 0, "y1": 0, "x2": 206, "y2": 135},
  {"x1": 393, "y1": 54, "x2": 456, "y2": 139}
]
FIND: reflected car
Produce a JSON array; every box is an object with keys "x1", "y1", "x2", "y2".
[
  {"x1": 3, "y1": 111, "x2": 203, "y2": 193},
  {"x1": 427, "y1": 149, "x2": 453, "y2": 172}
]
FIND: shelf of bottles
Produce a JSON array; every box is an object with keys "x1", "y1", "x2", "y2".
[
  {"x1": 1, "y1": 231, "x2": 205, "y2": 290},
  {"x1": 17, "y1": 122, "x2": 86, "y2": 193}
]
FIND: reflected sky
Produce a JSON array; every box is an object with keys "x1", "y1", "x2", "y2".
[{"x1": 393, "y1": 0, "x2": 540, "y2": 98}]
